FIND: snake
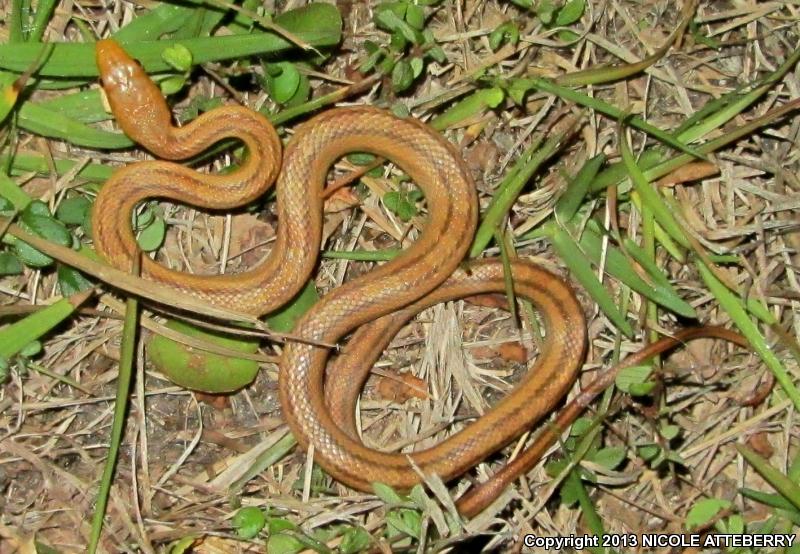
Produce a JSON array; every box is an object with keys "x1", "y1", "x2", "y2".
[{"x1": 92, "y1": 39, "x2": 754, "y2": 518}]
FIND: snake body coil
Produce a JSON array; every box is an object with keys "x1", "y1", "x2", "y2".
[{"x1": 93, "y1": 39, "x2": 587, "y2": 517}]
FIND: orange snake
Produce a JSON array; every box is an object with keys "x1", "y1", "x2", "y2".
[{"x1": 92, "y1": 40, "x2": 753, "y2": 518}]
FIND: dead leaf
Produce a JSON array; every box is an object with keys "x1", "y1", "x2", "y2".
[
  {"x1": 375, "y1": 371, "x2": 428, "y2": 402},
  {"x1": 657, "y1": 162, "x2": 719, "y2": 187},
  {"x1": 746, "y1": 432, "x2": 774, "y2": 458}
]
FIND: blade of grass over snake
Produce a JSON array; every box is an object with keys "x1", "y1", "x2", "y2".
[
  {"x1": 322, "y1": 248, "x2": 401, "y2": 261},
  {"x1": 549, "y1": 223, "x2": 633, "y2": 337},
  {"x1": 87, "y1": 257, "x2": 140, "y2": 554},
  {"x1": 470, "y1": 120, "x2": 577, "y2": 257},
  {"x1": 695, "y1": 259, "x2": 800, "y2": 412},
  {"x1": 510, "y1": 77, "x2": 704, "y2": 160},
  {"x1": 495, "y1": 228, "x2": 518, "y2": 325},
  {"x1": 0, "y1": 216, "x2": 260, "y2": 325},
  {"x1": 0, "y1": 3, "x2": 342, "y2": 77}
]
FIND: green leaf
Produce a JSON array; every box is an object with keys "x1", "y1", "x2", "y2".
[
  {"x1": 550, "y1": 225, "x2": 633, "y2": 337},
  {"x1": 136, "y1": 216, "x2": 166, "y2": 252},
  {"x1": 373, "y1": 482, "x2": 404, "y2": 504},
  {"x1": 489, "y1": 22, "x2": 520, "y2": 51},
  {"x1": 347, "y1": 152, "x2": 377, "y2": 166},
  {"x1": 56, "y1": 195, "x2": 92, "y2": 226},
  {"x1": 638, "y1": 444, "x2": 661, "y2": 462},
  {"x1": 162, "y1": 43, "x2": 193, "y2": 72},
  {"x1": 159, "y1": 75, "x2": 187, "y2": 96},
  {"x1": 265, "y1": 281, "x2": 319, "y2": 333},
  {"x1": 376, "y1": 4, "x2": 417, "y2": 43},
  {"x1": 57, "y1": 265, "x2": 94, "y2": 296},
  {"x1": 266, "y1": 61, "x2": 301, "y2": 104},
  {"x1": 339, "y1": 527, "x2": 371, "y2": 554},
  {"x1": 232, "y1": 506, "x2": 267, "y2": 539},
  {"x1": 535, "y1": 0, "x2": 557, "y2": 25},
  {"x1": 0, "y1": 252, "x2": 23, "y2": 275},
  {"x1": 589, "y1": 447, "x2": 626, "y2": 470},
  {"x1": 268, "y1": 517, "x2": 298, "y2": 535},
  {"x1": 168, "y1": 536, "x2": 199, "y2": 554},
  {"x1": 386, "y1": 509, "x2": 421, "y2": 539},
  {"x1": 569, "y1": 417, "x2": 593, "y2": 437},
  {"x1": 555, "y1": 0, "x2": 586, "y2": 26},
  {"x1": 267, "y1": 533, "x2": 304, "y2": 554},
  {"x1": 148, "y1": 319, "x2": 261, "y2": 393},
  {"x1": 685, "y1": 498, "x2": 731, "y2": 530},
  {"x1": 405, "y1": 4, "x2": 425, "y2": 30},
  {"x1": 409, "y1": 57, "x2": 424, "y2": 78},
  {"x1": 615, "y1": 364, "x2": 653, "y2": 394},
  {"x1": 660, "y1": 424, "x2": 680, "y2": 440},
  {"x1": 391, "y1": 59, "x2": 414, "y2": 92},
  {"x1": 383, "y1": 190, "x2": 418, "y2": 221},
  {"x1": 21, "y1": 201, "x2": 72, "y2": 246},
  {"x1": 10, "y1": 234, "x2": 54, "y2": 267}
]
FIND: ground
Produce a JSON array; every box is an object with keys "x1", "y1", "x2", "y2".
[{"x1": 0, "y1": 0, "x2": 799, "y2": 553}]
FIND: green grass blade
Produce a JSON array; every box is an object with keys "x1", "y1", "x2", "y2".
[
  {"x1": 87, "y1": 274, "x2": 139, "y2": 553},
  {"x1": 322, "y1": 248, "x2": 400, "y2": 261},
  {"x1": 736, "y1": 444, "x2": 800, "y2": 512},
  {"x1": 9, "y1": 0, "x2": 25, "y2": 43},
  {"x1": 28, "y1": 0, "x2": 58, "y2": 42},
  {"x1": 2, "y1": 153, "x2": 113, "y2": 182},
  {"x1": 113, "y1": 0, "x2": 210, "y2": 42},
  {"x1": 470, "y1": 126, "x2": 571, "y2": 257},
  {"x1": 0, "y1": 173, "x2": 32, "y2": 209},
  {"x1": 0, "y1": 4, "x2": 342, "y2": 77},
  {"x1": 19, "y1": 102, "x2": 132, "y2": 148},
  {"x1": 619, "y1": 121, "x2": 690, "y2": 248},
  {"x1": 429, "y1": 87, "x2": 505, "y2": 131},
  {"x1": 554, "y1": 153, "x2": 606, "y2": 224},
  {"x1": 512, "y1": 77, "x2": 704, "y2": 160},
  {"x1": 37, "y1": 89, "x2": 111, "y2": 123},
  {"x1": 696, "y1": 259, "x2": 800, "y2": 412},
  {"x1": 0, "y1": 289, "x2": 93, "y2": 358},
  {"x1": 550, "y1": 224, "x2": 633, "y2": 337},
  {"x1": 740, "y1": 488, "x2": 800, "y2": 519},
  {"x1": 579, "y1": 222, "x2": 695, "y2": 318}
]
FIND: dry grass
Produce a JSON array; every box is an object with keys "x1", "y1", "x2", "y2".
[{"x1": 1, "y1": 0, "x2": 800, "y2": 552}]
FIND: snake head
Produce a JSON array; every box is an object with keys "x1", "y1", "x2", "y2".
[{"x1": 95, "y1": 39, "x2": 175, "y2": 153}]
